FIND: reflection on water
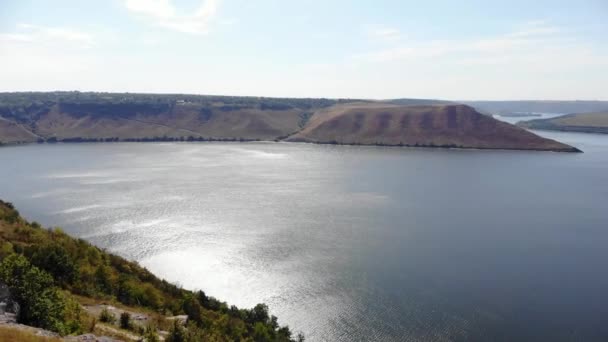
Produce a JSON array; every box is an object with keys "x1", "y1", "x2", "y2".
[
  {"x1": 1, "y1": 136, "x2": 608, "y2": 341},
  {"x1": 493, "y1": 113, "x2": 566, "y2": 125}
]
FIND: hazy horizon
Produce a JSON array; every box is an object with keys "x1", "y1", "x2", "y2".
[
  {"x1": 1, "y1": 89, "x2": 608, "y2": 103},
  {"x1": 1, "y1": 0, "x2": 607, "y2": 101}
]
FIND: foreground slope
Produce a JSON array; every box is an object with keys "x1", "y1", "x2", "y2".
[
  {"x1": 286, "y1": 103, "x2": 580, "y2": 152},
  {"x1": 518, "y1": 112, "x2": 608, "y2": 134},
  {"x1": 0, "y1": 199, "x2": 301, "y2": 341}
]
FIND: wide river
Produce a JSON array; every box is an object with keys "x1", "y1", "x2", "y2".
[{"x1": 1, "y1": 129, "x2": 607, "y2": 341}]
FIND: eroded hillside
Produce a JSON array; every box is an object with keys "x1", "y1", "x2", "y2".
[{"x1": 287, "y1": 103, "x2": 579, "y2": 152}]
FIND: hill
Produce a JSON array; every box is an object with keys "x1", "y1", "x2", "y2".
[
  {"x1": 0, "y1": 91, "x2": 343, "y2": 144},
  {"x1": 285, "y1": 103, "x2": 580, "y2": 152},
  {"x1": 0, "y1": 92, "x2": 581, "y2": 152},
  {"x1": 0, "y1": 199, "x2": 303, "y2": 341},
  {"x1": 517, "y1": 112, "x2": 608, "y2": 134},
  {"x1": 0, "y1": 117, "x2": 40, "y2": 144}
]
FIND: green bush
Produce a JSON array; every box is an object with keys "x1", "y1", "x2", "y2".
[
  {"x1": 99, "y1": 308, "x2": 116, "y2": 324},
  {"x1": 0, "y1": 254, "x2": 77, "y2": 335},
  {"x1": 143, "y1": 324, "x2": 160, "y2": 342},
  {"x1": 166, "y1": 320, "x2": 187, "y2": 342}
]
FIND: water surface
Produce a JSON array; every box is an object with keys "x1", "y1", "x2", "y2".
[{"x1": 1, "y1": 132, "x2": 607, "y2": 341}]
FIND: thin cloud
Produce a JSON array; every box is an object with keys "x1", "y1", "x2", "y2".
[
  {"x1": 0, "y1": 23, "x2": 94, "y2": 46},
  {"x1": 124, "y1": 0, "x2": 221, "y2": 35},
  {"x1": 355, "y1": 21, "x2": 566, "y2": 62},
  {"x1": 368, "y1": 27, "x2": 401, "y2": 41},
  {"x1": 506, "y1": 20, "x2": 561, "y2": 38}
]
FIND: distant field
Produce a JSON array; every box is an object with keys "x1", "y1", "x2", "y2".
[
  {"x1": 463, "y1": 100, "x2": 608, "y2": 115},
  {"x1": 518, "y1": 112, "x2": 608, "y2": 134}
]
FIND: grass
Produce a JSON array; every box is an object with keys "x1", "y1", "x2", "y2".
[
  {"x1": 554, "y1": 112, "x2": 608, "y2": 127},
  {"x1": 0, "y1": 325, "x2": 62, "y2": 342}
]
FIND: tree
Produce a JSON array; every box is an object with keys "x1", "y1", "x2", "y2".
[
  {"x1": 120, "y1": 312, "x2": 131, "y2": 330},
  {"x1": 0, "y1": 254, "x2": 68, "y2": 334},
  {"x1": 166, "y1": 319, "x2": 187, "y2": 342},
  {"x1": 29, "y1": 243, "x2": 76, "y2": 285},
  {"x1": 250, "y1": 304, "x2": 270, "y2": 324},
  {"x1": 182, "y1": 295, "x2": 203, "y2": 326},
  {"x1": 95, "y1": 265, "x2": 114, "y2": 294},
  {"x1": 253, "y1": 322, "x2": 272, "y2": 342}
]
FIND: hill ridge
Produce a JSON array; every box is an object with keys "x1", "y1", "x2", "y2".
[
  {"x1": 287, "y1": 103, "x2": 580, "y2": 152},
  {"x1": 0, "y1": 92, "x2": 580, "y2": 152}
]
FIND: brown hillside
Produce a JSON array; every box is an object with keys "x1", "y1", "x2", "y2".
[
  {"x1": 0, "y1": 118, "x2": 38, "y2": 144},
  {"x1": 286, "y1": 103, "x2": 579, "y2": 152},
  {"x1": 33, "y1": 103, "x2": 303, "y2": 140}
]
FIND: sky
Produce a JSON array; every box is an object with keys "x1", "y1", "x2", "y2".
[{"x1": 0, "y1": 0, "x2": 607, "y2": 100}]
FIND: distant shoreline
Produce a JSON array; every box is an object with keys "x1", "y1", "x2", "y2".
[
  {"x1": 0, "y1": 92, "x2": 586, "y2": 153},
  {"x1": 517, "y1": 112, "x2": 608, "y2": 135},
  {"x1": 0, "y1": 138, "x2": 583, "y2": 153}
]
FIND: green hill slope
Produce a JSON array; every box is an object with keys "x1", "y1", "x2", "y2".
[{"x1": 0, "y1": 199, "x2": 302, "y2": 341}]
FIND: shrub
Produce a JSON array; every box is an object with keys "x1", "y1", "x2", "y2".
[
  {"x1": 166, "y1": 319, "x2": 187, "y2": 342},
  {"x1": 99, "y1": 308, "x2": 116, "y2": 324},
  {"x1": 143, "y1": 324, "x2": 160, "y2": 342},
  {"x1": 119, "y1": 312, "x2": 131, "y2": 330},
  {"x1": 0, "y1": 254, "x2": 71, "y2": 334}
]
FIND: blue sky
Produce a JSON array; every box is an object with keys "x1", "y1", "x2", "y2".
[{"x1": 1, "y1": 0, "x2": 607, "y2": 100}]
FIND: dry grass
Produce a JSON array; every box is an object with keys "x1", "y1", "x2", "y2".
[
  {"x1": 287, "y1": 103, "x2": 576, "y2": 151},
  {"x1": 0, "y1": 325, "x2": 62, "y2": 342},
  {"x1": 32, "y1": 103, "x2": 304, "y2": 141},
  {"x1": 93, "y1": 323, "x2": 140, "y2": 341},
  {"x1": 0, "y1": 119, "x2": 38, "y2": 144},
  {"x1": 554, "y1": 112, "x2": 608, "y2": 127}
]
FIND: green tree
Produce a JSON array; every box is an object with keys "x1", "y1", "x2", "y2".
[
  {"x1": 250, "y1": 303, "x2": 270, "y2": 324},
  {"x1": 182, "y1": 295, "x2": 203, "y2": 326},
  {"x1": 29, "y1": 243, "x2": 76, "y2": 285},
  {"x1": 0, "y1": 254, "x2": 68, "y2": 334},
  {"x1": 166, "y1": 319, "x2": 187, "y2": 342},
  {"x1": 253, "y1": 322, "x2": 272, "y2": 342},
  {"x1": 95, "y1": 265, "x2": 114, "y2": 294}
]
